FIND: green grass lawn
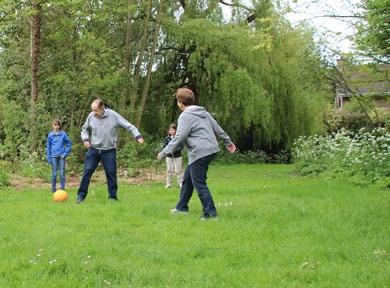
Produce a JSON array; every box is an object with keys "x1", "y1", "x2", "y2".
[{"x1": 0, "y1": 164, "x2": 388, "y2": 287}]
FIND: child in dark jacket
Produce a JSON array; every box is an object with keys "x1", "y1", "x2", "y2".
[
  {"x1": 163, "y1": 123, "x2": 184, "y2": 188},
  {"x1": 46, "y1": 119, "x2": 72, "y2": 192}
]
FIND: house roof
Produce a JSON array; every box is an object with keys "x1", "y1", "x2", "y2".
[{"x1": 336, "y1": 62, "x2": 390, "y2": 97}]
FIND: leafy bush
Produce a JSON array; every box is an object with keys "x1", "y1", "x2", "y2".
[
  {"x1": 117, "y1": 138, "x2": 163, "y2": 169},
  {"x1": 216, "y1": 147, "x2": 290, "y2": 164},
  {"x1": 0, "y1": 170, "x2": 10, "y2": 188},
  {"x1": 0, "y1": 100, "x2": 26, "y2": 159},
  {"x1": 293, "y1": 128, "x2": 390, "y2": 187},
  {"x1": 18, "y1": 152, "x2": 51, "y2": 182}
]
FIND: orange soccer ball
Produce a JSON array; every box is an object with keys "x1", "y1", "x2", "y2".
[{"x1": 53, "y1": 190, "x2": 68, "y2": 202}]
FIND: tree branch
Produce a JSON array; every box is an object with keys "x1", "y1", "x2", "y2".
[
  {"x1": 219, "y1": 0, "x2": 256, "y2": 23},
  {"x1": 219, "y1": 0, "x2": 252, "y2": 12},
  {"x1": 0, "y1": 2, "x2": 25, "y2": 23}
]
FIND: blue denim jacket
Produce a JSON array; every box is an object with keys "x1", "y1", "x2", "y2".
[{"x1": 46, "y1": 130, "x2": 72, "y2": 162}]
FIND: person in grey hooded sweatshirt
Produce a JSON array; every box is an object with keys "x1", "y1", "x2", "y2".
[
  {"x1": 157, "y1": 88, "x2": 236, "y2": 220},
  {"x1": 76, "y1": 99, "x2": 144, "y2": 203}
]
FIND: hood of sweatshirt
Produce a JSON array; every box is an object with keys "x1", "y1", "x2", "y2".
[{"x1": 183, "y1": 105, "x2": 207, "y2": 118}]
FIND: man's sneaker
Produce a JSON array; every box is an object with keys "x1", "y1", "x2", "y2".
[
  {"x1": 76, "y1": 199, "x2": 83, "y2": 204},
  {"x1": 165, "y1": 185, "x2": 172, "y2": 189},
  {"x1": 169, "y1": 208, "x2": 188, "y2": 214},
  {"x1": 108, "y1": 197, "x2": 119, "y2": 202}
]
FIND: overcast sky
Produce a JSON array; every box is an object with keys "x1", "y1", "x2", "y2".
[
  {"x1": 285, "y1": 0, "x2": 361, "y2": 52},
  {"x1": 221, "y1": 0, "x2": 362, "y2": 53}
]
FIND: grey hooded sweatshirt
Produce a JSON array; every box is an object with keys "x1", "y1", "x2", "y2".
[
  {"x1": 160, "y1": 105, "x2": 233, "y2": 165},
  {"x1": 81, "y1": 108, "x2": 142, "y2": 150}
]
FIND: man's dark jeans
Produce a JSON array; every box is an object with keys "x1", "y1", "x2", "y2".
[
  {"x1": 77, "y1": 148, "x2": 117, "y2": 201},
  {"x1": 176, "y1": 153, "x2": 217, "y2": 218}
]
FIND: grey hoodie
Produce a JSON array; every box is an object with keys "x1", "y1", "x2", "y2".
[
  {"x1": 81, "y1": 108, "x2": 141, "y2": 150},
  {"x1": 161, "y1": 105, "x2": 233, "y2": 165}
]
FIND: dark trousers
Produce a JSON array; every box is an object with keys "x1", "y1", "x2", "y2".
[
  {"x1": 176, "y1": 153, "x2": 217, "y2": 218},
  {"x1": 77, "y1": 148, "x2": 117, "y2": 201}
]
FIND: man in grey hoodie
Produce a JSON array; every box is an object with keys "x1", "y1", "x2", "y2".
[
  {"x1": 77, "y1": 99, "x2": 144, "y2": 203},
  {"x1": 157, "y1": 88, "x2": 236, "y2": 219}
]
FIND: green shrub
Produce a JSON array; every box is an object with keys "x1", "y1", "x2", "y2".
[
  {"x1": 216, "y1": 147, "x2": 290, "y2": 164},
  {"x1": 117, "y1": 138, "x2": 164, "y2": 169},
  {"x1": 293, "y1": 127, "x2": 390, "y2": 187},
  {"x1": 0, "y1": 170, "x2": 10, "y2": 187},
  {"x1": 216, "y1": 149, "x2": 268, "y2": 164},
  {"x1": 18, "y1": 152, "x2": 51, "y2": 182}
]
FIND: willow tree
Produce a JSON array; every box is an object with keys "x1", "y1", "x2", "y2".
[
  {"x1": 0, "y1": 0, "x2": 330, "y2": 160},
  {"x1": 143, "y1": 0, "x2": 328, "y2": 151}
]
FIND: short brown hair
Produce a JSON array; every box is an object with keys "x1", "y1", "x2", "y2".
[
  {"x1": 176, "y1": 88, "x2": 194, "y2": 106},
  {"x1": 52, "y1": 118, "x2": 61, "y2": 129}
]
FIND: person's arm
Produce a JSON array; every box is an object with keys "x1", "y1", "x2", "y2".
[
  {"x1": 114, "y1": 110, "x2": 143, "y2": 142},
  {"x1": 158, "y1": 115, "x2": 191, "y2": 160},
  {"x1": 46, "y1": 134, "x2": 52, "y2": 163},
  {"x1": 81, "y1": 116, "x2": 91, "y2": 148},
  {"x1": 208, "y1": 113, "x2": 236, "y2": 153},
  {"x1": 63, "y1": 133, "x2": 72, "y2": 158},
  {"x1": 208, "y1": 113, "x2": 232, "y2": 146}
]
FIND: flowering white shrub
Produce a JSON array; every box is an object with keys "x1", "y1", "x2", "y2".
[{"x1": 293, "y1": 128, "x2": 390, "y2": 185}]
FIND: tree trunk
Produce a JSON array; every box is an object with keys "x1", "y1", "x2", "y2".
[
  {"x1": 129, "y1": 0, "x2": 152, "y2": 121},
  {"x1": 121, "y1": 0, "x2": 134, "y2": 118},
  {"x1": 31, "y1": 0, "x2": 41, "y2": 104},
  {"x1": 124, "y1": 0, "x2": 133, "y2": 73},
  {"x1": 136, "y1": 0, "x2": 164, "y2": 127},
  {"x1": 30, "y1": 0, "x2": 42, "y2": 151}
]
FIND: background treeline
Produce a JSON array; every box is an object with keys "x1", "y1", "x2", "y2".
[{"x1": 0, "y1": 0, "x2": 330, "y2": 165}]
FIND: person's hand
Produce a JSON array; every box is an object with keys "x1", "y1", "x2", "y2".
[
  {"x1": 137, "y1": 137, "x2": 144, "y2": 144},
  {"x1": 157, "y1": 152, "x2": 164, "y2": 161},
  {"x1": 48, "y1": 160, "x2": 52, "y2": 164},
  {"x1": 227, "y1": 143, "x2": 236, "y2": 154},
  {"x1": 83, "y1": 142, "x2": 91, "y2": 149},
  {"x1": 61, "y1": 155, "x2": 65, "y2": 159}
]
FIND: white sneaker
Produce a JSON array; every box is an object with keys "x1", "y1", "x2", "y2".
[{"x1": 169, "y1": 208, "x2": 188, "y2": 214}]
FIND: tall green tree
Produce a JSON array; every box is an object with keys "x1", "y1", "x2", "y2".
[
  {"x1": 0, "y1": 0, "x2": 330, "y2": 159},
  {"x1": 356, "y1": 0, "x2": 390, "y2": 61}
]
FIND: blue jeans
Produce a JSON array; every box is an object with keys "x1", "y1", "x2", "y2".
[
  {"x1": 176, "y1": 153, "x2": 217, "y2": 218},
  {"x1": 51, "y1": 157, "x2": 66, "y2": 192},
  {"x1": 77, "y1": 148, "x2": 117, "y2": 201}
]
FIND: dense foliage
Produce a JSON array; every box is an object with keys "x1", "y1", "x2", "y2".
[
  {"x1": 356, "y1": 0, "x2": 390, "y2": 59},
  {"x1": 293, "y1": 128, "x2": 390, "y2": 187},
  {"x1": 0, "y1": 0, "x2": 329, "y2": 162}
]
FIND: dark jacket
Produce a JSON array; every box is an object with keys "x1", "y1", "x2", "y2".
[{"x1": 163, "y1": 136, "x2": 182, "y2": 158}]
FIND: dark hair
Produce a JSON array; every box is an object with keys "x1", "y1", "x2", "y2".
[
  {"x1": 52, "y1": 118, "x2": 61, "y2": 129},
  {"x1": 176, "y1": 88, "x2": 194, "y2": 106}
]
